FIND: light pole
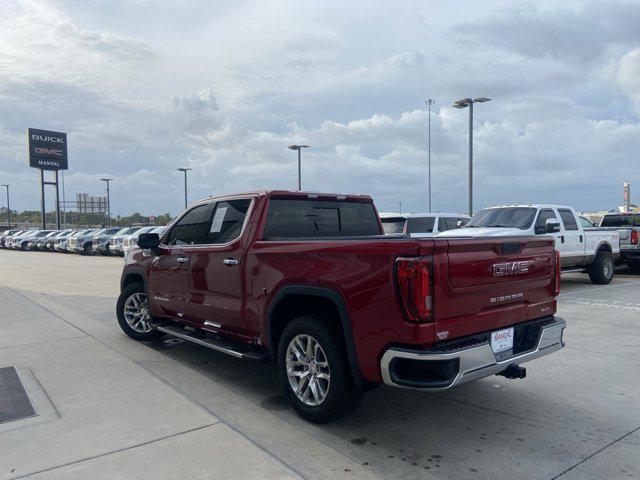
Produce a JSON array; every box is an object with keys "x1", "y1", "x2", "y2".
[
  {"x1": 287, "y1": 145, "x2": 310, "y2": 191},
  {"x1": 452, "y1": 97, "x2": 491, "y2": 216},
  {"x1": 1, "y1": 184, "x2": 10, "y2": 228},
  {"x1": 424, "y1": 99, "x2": 434, "y2": 213},
  {"x1": 100, "y1": 178, "x2": 113, "y2": 227},
  {"x1": 177, "y1": 168, "x2": 192, "y2": 209}
]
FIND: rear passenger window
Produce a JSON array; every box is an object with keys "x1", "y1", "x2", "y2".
[
  {"x1": 166, "y1": 204, "x2": 214, "y2": 245},
  {"x1": 207, "y1": 199, "x2": 251, "y2": 244},
  {"x1": 407, "y1": 217, "x2": 435, "y2": 234},
  {"x1": 558, "y1": 209, "x2": 578, "y2": 231},
  {"x1": 264, "y1": 199, "x2": 381, "y2": 239}
]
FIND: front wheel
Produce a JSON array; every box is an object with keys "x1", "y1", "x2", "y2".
[
  {"x1": 588, "y1": 250, "x2": 614, "y2": 284},
  {"x1": 116, "y1": 282, "x2": 164, "y2": 341},
  {"x1": 277, "y1": 316, "x2": 363, "y2": 423}
]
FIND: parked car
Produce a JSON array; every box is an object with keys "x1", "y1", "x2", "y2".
[
  {"x1": 44, "y1": 230, "x2": 73, "y2": 251},
  {"x1": 578, "y1": 216, "x2": 595, "y2": 228},
  {"x1": 116, "y1": 190, "x2": 565, "y2": 423},
  {"x1": 0, "y1": 229, "x2": 23, "y2": 248},
  {"x1": 6, "y1": 230, "x2": 33, "y2": 249},
  {"x1": 30, "y1": 230, "x2": 60, "y2": 251},
  {"x1": 56, "y1": 229, "x2": 92, "y2": 253},
  {"x1": 19, "y1": 230, "x2": 53, "y2": 251},
  {"x1": 109, "y1": 227, "x2": 142, "y2": 256},
  {"x1": 91, "y1": 227, "x2": 125, "y2": 255},
  {"x1": 443, "y1": 204, "x2": 620, "y2": 284},
  {"x1": 68, "y1": 229, "x2": 102, "y2": 254},
  {"x1": 380, "y1": 213, "x2": 470, "y2": 236},
  {"x1": 5, "y1": 230, "x2": 29, "y2": 249},
  {"x1": 597, "y1": 212, "x2": 640, "y2": 270},
  {"x1": 121, "y1": 226, "x2": 158, "y2": 256}
]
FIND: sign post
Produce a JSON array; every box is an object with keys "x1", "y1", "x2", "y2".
[{"x1": 28, "y1": 128, "x2": 68, "y2": 229}]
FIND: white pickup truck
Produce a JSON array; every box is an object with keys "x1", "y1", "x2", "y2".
[
  {"x1": 598, "y1": 212, "x2": 640, "y2": 270},
  {"x1": 440, "y1": 204, "x2": 620, "y2": 284}
]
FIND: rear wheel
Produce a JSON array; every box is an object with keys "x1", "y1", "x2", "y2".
[
  {"x1": 116, "y1": 282, "x2": 164, "y2": 341},
  {"x1": 588, "y1": 250, "x2": 614, "y2": 284},
  {"x1": 277, "y1": 316, "x2": 363, "y2": 423}
]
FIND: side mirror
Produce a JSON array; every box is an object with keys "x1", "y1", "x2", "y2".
[
  {"x1": 456, "y1": 220, "x2": 463, "y2": 228},
  {"x1": 545, "y1": 218, "x2": 561, "y2": 234},
  {"x1": 137, "y1": 233, "x2": 160, "y2": 250}
]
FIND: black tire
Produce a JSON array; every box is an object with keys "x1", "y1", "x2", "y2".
[
  {"x1": 277, "y1": 316, "x2": 363, "y2": 424},
  {"x1": 116, "y1": 282, "x2": 164, "y2": 341},
  {"x1": 83, "y1": 243, "x2": 91, "y2": 255},
  {"x1": 588, "y1": 250, "x2": 614, "y2": 284}
]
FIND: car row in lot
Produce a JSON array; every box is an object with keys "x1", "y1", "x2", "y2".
[{"x1": 0, "y1": 226, "x2": 167, "y2": 256}]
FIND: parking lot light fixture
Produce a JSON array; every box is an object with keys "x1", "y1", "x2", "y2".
[
  {"x1": 1, "y1": 184, "x2": 10, "y2": 228},
  {"x1": 424, "y1": 99, "x2": 434, "y2": 213},
  {"x1": 451, "y1": 97, "x2": 491, "y2": 216},
  {"x1": 287, "y1": 145, "x2": 310, "y2": 191},
  {"x1": 177, "y1": 168, "x2": 193, "y2": 209},
  {"x1": 100, "y1": 178, "x2": 113, "y2": 227}
]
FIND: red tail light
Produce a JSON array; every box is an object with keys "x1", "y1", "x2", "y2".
[
  {"x1": 553, "y1": 250, "x2": 561, "y2": 297},
  {"x1": 395, "y1": 257, "x2": 433, "y2": 322},
  {"x1": 631, "y1": 230, "x2": 639, "y2": 245}
]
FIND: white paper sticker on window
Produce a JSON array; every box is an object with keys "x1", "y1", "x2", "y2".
[{"x1": 210, "y1": 207, "x2": 227, "y2": 232}]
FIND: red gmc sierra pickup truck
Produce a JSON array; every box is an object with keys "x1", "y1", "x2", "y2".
[{"x1": 116, "y1": 190, "x2": 565, "y2": 423}]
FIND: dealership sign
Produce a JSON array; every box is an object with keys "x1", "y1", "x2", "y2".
[{"x1": 28, "y1": 128, "x2": 68, "y2": 170}]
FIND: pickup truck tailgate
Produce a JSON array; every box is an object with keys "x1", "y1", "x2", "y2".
[
  {"x1": 431, "y1": 237, "x2": 556, "y2": 340},
  {"x1": 446, "y1": 238, "x2": 554, "y2": 288}
]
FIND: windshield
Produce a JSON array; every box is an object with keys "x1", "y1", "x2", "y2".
[
  {"x1": 381, "y1": 218, "x2": 406, "y2": 234},
  {"x1": 467, "y1": 207, "x2": 537, "y2": 230},
  {"x1": 600, "y1": 214, "x2": 640, "y2": 227}
]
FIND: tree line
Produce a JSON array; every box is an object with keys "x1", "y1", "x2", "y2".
[{"x1": 0, "y1": 207, "x2": 173, "y2": 229}]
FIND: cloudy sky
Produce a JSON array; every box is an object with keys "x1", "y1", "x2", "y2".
[{"x1": 2, "y1": 0, "x2": 640, "y2": 216}]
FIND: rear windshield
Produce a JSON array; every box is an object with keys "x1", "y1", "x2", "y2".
[
  {"x1": 381, "y1": 217, "x2": 406, "y2": 234},
  {"x1": 467, "y1": 207, "x2": 536, "y2": 230},
  {"x1": 600, "y1": 215, "x2": 640, "y2": 227},
  {"x1": 264, "y1": 199, "x2": 381, "y2": 239}
]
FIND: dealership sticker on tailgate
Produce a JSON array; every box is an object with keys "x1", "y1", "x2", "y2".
[{"x1": 491, "y1": 327, "x2": 514, "y2": 353}]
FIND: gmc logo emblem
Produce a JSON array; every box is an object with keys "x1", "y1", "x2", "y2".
[
  {"x1": 34, "y1": 147, "x2": 64, "y2": 156},
  {"x1": 492, "y1": 261, "x2": 530, "y2": 276}
]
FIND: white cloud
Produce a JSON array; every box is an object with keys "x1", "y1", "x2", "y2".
[
  {"x1": 0, "y1": 0, "x2": 639, "y2": 218},
  {"x1": 617, "y1": 47, "x2": 640, "y2": 114}
]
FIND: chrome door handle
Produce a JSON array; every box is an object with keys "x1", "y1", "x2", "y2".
[
  {"x1": 176, "y1": 257, "x2": 189, "y2": 263},
  {"x1": 223, "y1": 258, "x2": 239, "y2": 266}
]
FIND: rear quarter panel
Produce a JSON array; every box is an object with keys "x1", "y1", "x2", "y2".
[{"x1": 245, "y1": 239, "x2": 432, "y2": 381}]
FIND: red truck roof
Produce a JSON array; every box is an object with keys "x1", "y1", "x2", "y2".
[{"x1": 194, "y1": 190, "x2": 374, "y2": 204}]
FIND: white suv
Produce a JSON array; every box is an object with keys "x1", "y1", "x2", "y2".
[{"x1": 380, "y1": 213, "x2": 470, "y2": 237}]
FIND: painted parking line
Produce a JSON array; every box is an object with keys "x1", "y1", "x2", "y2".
[
  {"x1": 565, "y1": 297, "x2": 640, "y2": 311},
  {"x1": 558, "y1": 281, "x2": 640, "y2": 298}
]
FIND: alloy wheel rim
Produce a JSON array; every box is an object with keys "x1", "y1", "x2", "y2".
[
  {"x1": 124, "y1": 292, "x2": 153, "y2": 333},
  {"x1": 604, "y1": 257, "x2": 613, "y2": 279},
  {"x1": 286, "y1": 334, "x2": 331, "y2": 407}
]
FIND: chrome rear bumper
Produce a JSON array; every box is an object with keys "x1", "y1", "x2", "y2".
[{"x1": 380, "y1": 316, "x2": 566, "y2": 390}]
